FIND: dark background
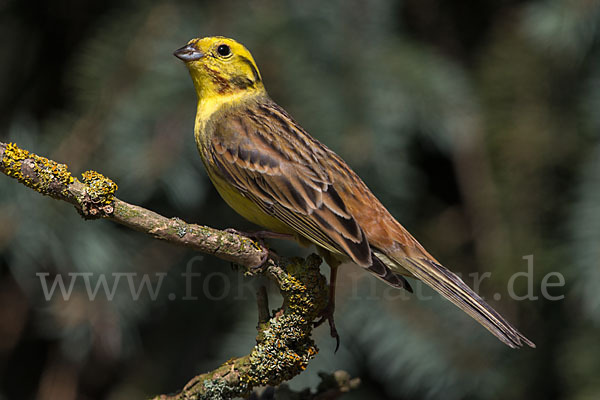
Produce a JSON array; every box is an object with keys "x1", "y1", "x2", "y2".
[{"x1": 1, "y1": 0, "x2": 599, "y2": 399}]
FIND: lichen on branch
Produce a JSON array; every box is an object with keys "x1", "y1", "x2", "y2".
[
  {"x1": 79, "y1": 170, "x2": 119, "y2": 217},
  {"x1": 0, "y1": 141, "x2": 358, "y2": 399},
  {"x1": 1, "y1": 142, "x2": 74, "y2": 198},
  {"x1": 0, "y1": 141, "x2": 267, "y2": 267},
  {"x1": 156, "y1": 255, "x2": 329, "y2": 400}
]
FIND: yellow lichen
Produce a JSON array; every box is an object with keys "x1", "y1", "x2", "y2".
[
  {"x1": 239, "y1": 255, "x2": 327, "y2": 389},
  {"x1": 79, "y1": 170, "x2": 118, "y2": 217},
  {"x1": 1, "y1": 142, "x2": 73, "y2": 198},
  {"x1": 200, "y1": 256, "x2": 328, "y2": 398},
  {"x1": 80, "y1": 170, "x2": 118, "y2": 204}
]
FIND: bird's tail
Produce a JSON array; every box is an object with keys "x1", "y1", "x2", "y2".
[{"x1": 387, "y1": 252, "x2": 535, "y2": 348}]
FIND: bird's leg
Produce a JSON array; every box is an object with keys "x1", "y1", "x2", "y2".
[{"x1": 314, "y1": 253, "x2": 341, "y2": 352}]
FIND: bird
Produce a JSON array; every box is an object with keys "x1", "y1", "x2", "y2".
[{"x1": 173, "y1": 36, "x2": 535, "y2": 349}]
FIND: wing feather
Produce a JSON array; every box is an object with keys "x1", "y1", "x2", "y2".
[{"x1": 207, "y1": 101, "x2": 372, "y2": 266}]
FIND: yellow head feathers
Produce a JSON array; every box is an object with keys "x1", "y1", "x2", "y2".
[{"x1": 174, "y1": 36, "x2": 264, "y2": 98}]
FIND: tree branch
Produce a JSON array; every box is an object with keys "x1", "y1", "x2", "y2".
[
  {"x1": 152, "y1": 255, "x2": 331, "y2": 399},
  {"x1": 0, "y1": 141, "x2": 359, "y2": 399},
  {"x1": 0, "y1": 141, "x2": 266, "y2": 267}
]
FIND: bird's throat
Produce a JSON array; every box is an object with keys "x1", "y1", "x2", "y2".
[{"x1": 193, "y1": 89, "x2": 265, "y2": 147}]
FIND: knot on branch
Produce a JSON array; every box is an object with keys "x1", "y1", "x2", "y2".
[
  {"x1": 0, "y1": 142, "x2": 74, "y2": 198},
  {"x1": 79, "y1": 170, "x2": 118, "y2": 218}
]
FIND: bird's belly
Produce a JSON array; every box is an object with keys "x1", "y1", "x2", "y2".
[{"x1": 207, "y1": 169, "x2": 295, "y2": 235}]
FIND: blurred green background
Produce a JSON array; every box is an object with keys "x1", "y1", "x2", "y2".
[{"x1": 1, "y1": 0, "x2": 599, "y2": 399}]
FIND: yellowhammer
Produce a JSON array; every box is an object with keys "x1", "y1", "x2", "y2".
[{"x1": 174, "y1": 36, "x2": 534, "y2": 349}]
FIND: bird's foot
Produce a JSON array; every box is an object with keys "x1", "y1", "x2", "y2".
[{"x1": 314, "y1": 302, "x2": 340, "y2": 352}]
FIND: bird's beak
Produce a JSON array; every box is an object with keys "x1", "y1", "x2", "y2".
[{"x1": 173, "y1": 43, "x2": 204, "y2": 62}]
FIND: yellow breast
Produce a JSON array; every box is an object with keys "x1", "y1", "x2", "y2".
[
  {"x1": 204, "y1": 163, "x2": 295, "y2": 235},
  {"x1": 193, "y1": 88, "x2": 294, "y2": 235}
]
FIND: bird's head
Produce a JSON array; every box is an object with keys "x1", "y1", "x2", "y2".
[{"x1": 174, "y1": 36, "x2": 264, "y2": 99}]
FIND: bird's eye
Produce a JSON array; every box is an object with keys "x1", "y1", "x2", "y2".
[{"x1": 217, "y1": 44, "x2": 231, "y2": 57}]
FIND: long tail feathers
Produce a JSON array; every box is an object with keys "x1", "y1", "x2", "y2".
[{"x1": 395, "y1": 255, "x2": 535, "y2": 348}]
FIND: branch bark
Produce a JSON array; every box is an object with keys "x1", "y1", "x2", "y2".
[
  {"x1": 0, "y1": 141, "x2": 266, "y2": 267},
  {"x1": 0, "y1": 141, "x2": 358, "y2": 399}
]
